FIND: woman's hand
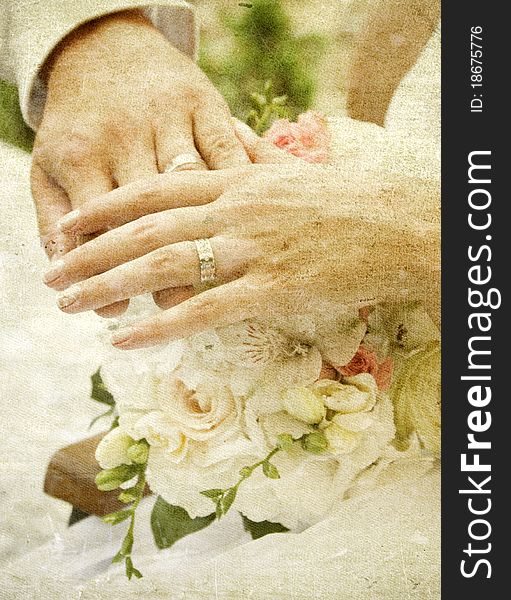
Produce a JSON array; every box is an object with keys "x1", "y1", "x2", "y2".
[
  {"x1": 43, "y1": 153, "x2": 439, "y2": 349},
  {"x1": 31, "y1": 10, "x2": 250, "y2": 315}
]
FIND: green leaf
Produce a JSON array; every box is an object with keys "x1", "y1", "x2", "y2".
[
  {"x1": 0, "y1": 80, "x2": 34, "y2": 152},
  {"x1": 120, "y1": 531, "x2": 133, "y2": 556},
  {"x1": 125, "y1": 556, "x2": 134, "y2": 579},
  {"x1": 241, "y1": 515, "x2": 289, "y2": 540},
  {"x1": 112, "y1": 550, "x2": 125, "y2": 564},
  {"x1": 150, "y1": 497, "x2": 215, "y2": 550},
  {"x1": 262, "y1": 462, "x2": 280, "y2": 480},
  {"x1": 125, "y1": 556, "x2": 142, "y2": 580},
  {"x1": 90, "y1": 369, "x2": 115, "y2": 407},
  {"x1": 102, "y1": 510, "x2": 132, "y2": 525},
  {"x1": 200, "y1": 488, "x2": 224, "y2": 499},
  {"x1": 221, "y1": 488, "x2": 237, "y2": 515}
]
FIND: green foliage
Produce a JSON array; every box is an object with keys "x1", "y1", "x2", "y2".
[
  {"x1": 246, "y1": 80, "x2": 289, "y2": 135},
  {"x1": 150, "y1": 497, "x2": 215, "y2": 550},
  {"x1": 242, "y1": 515, "x2": 289, "y2": 539},
  {"x1": 0, "y1": 80, "x2": 34, "y2": 152},
  {"x1": 89, "y1": 368, "x2": 116, "y2": 430},
  {"x1": 199, "y1": 0, "x2": 325, "y2": 122},
  {"x1": 95, "y1": 464, "x2": 139, "y2": 491},
  {"x1": 90, "y1": 368, "x2": 115, "y2": 406},
  {"x1": 98, "y1": 443, "x2": 149, "y2": 580}
]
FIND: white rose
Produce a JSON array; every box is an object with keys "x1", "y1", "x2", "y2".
[
  {"x1": 132, "y1": 411, "x2": 187, "y2": 462},
  {"x1": 147, "y1": 442, "x2": 254, "y2": 518},
  {"x1": 160, "y1": 379, "x2": 240, "y2": 442},
  {"x1": 95, "y1": 427, "x2": 134, "y2": 469}
]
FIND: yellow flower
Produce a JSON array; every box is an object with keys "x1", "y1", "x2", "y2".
[
  {"x1": 281, "y1": 386, "x2": 326, "y2": 424},
  {"x1": 313, "y1": 373, "x2": 378, "y2": 414}
]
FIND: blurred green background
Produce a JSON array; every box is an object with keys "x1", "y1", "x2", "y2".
[{"x1": 0, "y1": 0, "x2": 368, "y2": 152}]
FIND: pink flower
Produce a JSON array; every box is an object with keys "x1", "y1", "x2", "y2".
[
  {"x1": 264, "y1": 111, "x2": 330, "y2": 163},
  {"x1": 336, "y1": 345, "x2": 394, "y2": 391}
]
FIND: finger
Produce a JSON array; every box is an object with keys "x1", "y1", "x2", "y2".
[
  {"x1": 111, "y1": 135, "x2": 159, "y2": 186},
  {"x1": 44, "y1": 205, "x2": 216, "y2": 290},
  {"x1": 154, "y1": 114, "x2": 206, "y2": 173},
  {"x1": 233, "y1": 120, "x2": 301, "y2": 164},
  {"x1": 154, "y1": 115, "x2": 208, "y2": 309},
  {"x1": 193, "y1": 100, "x2": 251, "y2": 169},
  {"x1": 57, "y1": 159, "x2": 126, "y2": 316},
  {"x1": 106, "y1": 133, "x2": 161, "y2": 316},
  {"x1": 152, "y1": 286, "x2": 195, "y2": 309},
  {"x1": 55, "y1": 237, "x2": 248, "y2": 314},
  {"x1": 111, "y1": 277, "x2": 261, "y2": 349},
  {"x1": 56, "y1": 170, "x2": 236, "y2": 236},
  {"x1": 30, "y1": 164, "x2": 75, "y2": 260}
]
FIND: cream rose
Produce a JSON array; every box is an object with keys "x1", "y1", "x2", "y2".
[{"x1": 159, "y1": 379, "x2": 239, "y2": 442}]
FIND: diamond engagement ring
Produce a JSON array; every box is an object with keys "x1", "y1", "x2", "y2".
[
  {"x1": 194, "y1": 238, "x2": 217, "y2": 284},
  {"x1": 164, "y1": 153, "x2": 207, "y2": 173}
]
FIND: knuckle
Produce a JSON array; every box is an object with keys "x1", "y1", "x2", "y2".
[
  {"x1": 205, "y1": 132, "x2": 239, "y2": 159},
  {"x1": 58, "y1": 132, "x2": 96, "y2": 169},
  {"x1": 107, "y1": 117, "x2": 139, "y2": 147},
  {"x1": 180, "y1": 83, "x2": 201, "y2": 108},
  {"x1": 189, "y1": 294, "x2": 217, "y2": 318},
  {"x1": 147, "y1": 247, "x2": 175, "y2": 274},
  {"x1": 31, "y1": 136, "x2": 57, "y2": 172},
  {"x1": 129, "y1": 214, "x2": 160, "y2": 244}
]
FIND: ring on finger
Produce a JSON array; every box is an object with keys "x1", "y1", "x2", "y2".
[
  {"x1": 164, "y1": 153, "x2": 207, "y2": 173},
  {"x1": 194, "y1": 238, "x2": 217, "y2": 284}
]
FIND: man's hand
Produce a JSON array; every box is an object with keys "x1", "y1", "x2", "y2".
[{"x1": 32, "y1": 9, "x2": 249, "y2": 315}]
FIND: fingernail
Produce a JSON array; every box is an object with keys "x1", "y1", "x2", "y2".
[
  {"x1": 43, "y1": 259, "x2": 65, "y2": 284},
  {"x1": 111, "y1": 328, "x2": 135, "y2": 346},
  {"x1": 57, "y1": 210, "x2": 80, "y2": 232},
  {"x1": 57, "y1": 284, "x2": 80, "y2": 309}
]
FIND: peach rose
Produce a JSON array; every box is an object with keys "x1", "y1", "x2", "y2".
[
  {"x1": 264, "y1": 111, "x2": 330, "y2": 163},
  {"x1": 337, "y1": 345, "x2": 393, "y2": 391}
]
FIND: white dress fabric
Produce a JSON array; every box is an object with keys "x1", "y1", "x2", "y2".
[{"x1": 0, "y1": 31, "x2": 440, "y2": 599}]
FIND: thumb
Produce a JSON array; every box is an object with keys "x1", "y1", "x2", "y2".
[{"x1": 233, "y1": 119, "x2": 301, "y2": 164}]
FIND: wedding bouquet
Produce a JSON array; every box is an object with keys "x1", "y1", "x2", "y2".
[
  {"x1": 92, "y1": 298, "x2": 439, "y2": 579},
  {"x1": 88, "y1": 105, "x2": 440, "y2": 579}
]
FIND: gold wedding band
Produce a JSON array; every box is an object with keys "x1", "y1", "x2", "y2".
[
  {"x1": 164, "y1": 153, "x2": 207, "y2": 173},
  {"x1": 194, "y1": 238, "x2": 217, "y2": 284}
]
